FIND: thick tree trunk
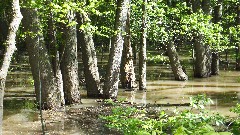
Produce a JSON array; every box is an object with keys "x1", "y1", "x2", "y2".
[
  {"x1": 167, "y1": 39, "x2": 188, "y2": 81},
  {"x1": 139, "y1": 0, "x2": 147, "y2": 90},
  {"x1": 193, "y1": 34, "x2": 209, "y2": 77},
  {"x1": 192, "y1": 0, "x2": 210, "y2": 78},
  {"x1": 60, "y1": 10, "x2": 81, "y2": 104},
  {"x1": 212, "y1": 0, "x2": 222, "y2": 75},
  {"x1": 192, "y1": 0, "x2": 201, "y2": 13},
  {"x1": 202, "y1": 0, "x2": 211, "y2": 15},
  {"x1": 103, "y1": 0, "x2": 128, "y2": 98},
  {"x1": 0, "y1": 0, "x2": 22, "y2": 133},
  {"x1": 202, "y1": 0, "x2": 212, "y2": 76},
  {"x1": 45, "y1": 3, "x2": 64, "y2": 105},
  {"x1": 22, "y1": 8, "x2": 62, "y2": 109},
  {"x1": 77, "y1": 13, "x2": 101, "y2": 97},
  {"x1": 120, "y1": 1, "x2": 136, "y2": 89},
  {"x1": 235, "y1": 5, "x2": 240, "y2": 70}
]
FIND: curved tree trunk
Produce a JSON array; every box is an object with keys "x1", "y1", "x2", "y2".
[
  {"x1": 77, "y1": 13, "x2": 101, "y2": 97},
  {"x1": 103, "y1": 0, "x2": 128, "y2": 99},
  {"x1": 120, "y1": 0, "x2": 136, "y2": 89},
  {"x1": 60, "y1": 10, "x2": 81, "y2": 104},
  {"x1": 22, "y1": 8, "x2": 62, "y2": 109},
  {"x1": 0, "y1": 0, "x2": 22, "y2": 133},
  {"x1": 167, "y1": 39, "x2": 188, "y2": 81},
  {"x1": 139, "y1": 0, "x2": 147, "y2": 90}
]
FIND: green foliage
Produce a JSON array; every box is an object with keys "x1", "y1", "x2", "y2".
[
  {"x1": 147, "y1": 53, "x2": 169, "y2": 64},
  {"x1": 101, "y1": 95, "x2": 237, "y2": 135},
  {"x1": 230, "y1": 103, "x2": 240, "y2": 134}
]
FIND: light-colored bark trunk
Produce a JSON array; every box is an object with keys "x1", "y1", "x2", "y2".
[
  {"x1": 77, "y1": 13, "x2": 101, "y2": 97},
  {"x1": 45, "y1": 4, "x2": 65, "y2": 105},
  {"x1": 167, "y1": 40, "x2": 188, "y2": 81},
  {"x1": 0, "y1": 0, "x2": 22, "y2": 133},
  {"x1": 192, "y1": 0, "x2": 210, "y2": 78},
  {"x1": 103, "y1": 0, "x2": 128, "y2": 99},
  {"x1": 61, "y1": 10, "x2": 81, "y2": 104},
  {"x1": 202, "y1": 0, "x2": 212, "y2": 76},
  {"x1": 120, "y1": 0, "x2": 136, "y2": 89},
  {"x1": 193, "y1": 34, "x2": 209, "y2": 77},
  {"x1": 139, "y1": 0, "x2": 147, "y2": 90},
  {"x1": 22, "y1": 8, "x2": 62, "y2": 109}
]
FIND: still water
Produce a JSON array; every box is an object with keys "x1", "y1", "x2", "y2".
[{"x1": 2, "y1": 65, "x2": 240, "y2": 134}]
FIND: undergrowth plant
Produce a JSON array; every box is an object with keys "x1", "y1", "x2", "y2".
[{"x1": 100, "y1": 95, "x2": 238, "y2": 135}]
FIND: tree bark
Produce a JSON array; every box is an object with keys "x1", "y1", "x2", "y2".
[
  {"x1": 60, "y1": 10, "x2": 81, "y2": 104},
  {"x1": 45, "y1": 1, "x2": 65, "y2": 105},
  {"x1": 202, "y1": 0, "x2": 212, "y2": 76},
  {"x1": 139, "y1": 0, "x2": 147, "y2": 90},
  {"x1": 77, "y1": 12, "x2": 101, "y2": 97},
  {"x1": 0, "y1": 0, "x2": 22, "y2": 133},
  {"x1": 192, "y1": 0, "x2": 210, "y2": 78},
  {"x1": 103, "y1": 0, "x2": 128, "y2": 98},
  {"x1": 167, "y1": 39, "x2": 188, "y2": 81},
  {"x1": 192, "y1": 0, "x2": 201, "y2": 13},
  {"x1": 211, "y1": 0, "x2": 222, "y2": 75},
  {"x1": 22, "y1": 8, "x2": 62, "y2": 109},
  {"x1": 235, "y1": 5, "x2": 240, "y2": 70},
  {"x1": 193, "y1": 34, "x2": 209, "y2": 77},
  {"x1": 120, "y1": 0, "x2": 136, "y2": 89}
]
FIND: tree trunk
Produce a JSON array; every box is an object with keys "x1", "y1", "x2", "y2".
[
  {"x1": 193, "y1": 34, "x2": 209, "y2": 77},
  {"x1": 192, "y1": 0, "x2": 201, "y2": 13},
  {"x1": 212, "y1": 0, "x2": 222, "y2": 75},
  {"x1": 45, "y1": 1, "x2": 65, "y2": 105},
  {"x1": 192, "y1": 0, "x2": 209, "y2": 78},
  {"x1": 167, "y1": 39, "x2": 188, "y2": 81},
  {"x1": 202, "y1": 0, "x2": 211, "y2": 15},
  {"x1": 120, "y1": 0, "x2": 136, "y2": 89},
  {"x1": 235, "y1": 5, "x2": 240, "y2": 70},
  {"x1": 0, "y1": 0, "x2": 22, "y2": 133},
  {"x1": 22, "y1": 8, "x2": 62, "y2": 109},
  {"x1": 139, "y1": 0, "x2": 147, "y2": 90},
  {"x1": 77, "y1": 13, "x2": 101, "y2": 97},
  {"x1": 202, "y1": 0, "x2": 212, "y2": 76},
  {"x1": 60, "y1": 10, "x2": 81, "y2": 104},
  {"x1": 103, "y1": 0, "x2": 128, "y2": 99}
]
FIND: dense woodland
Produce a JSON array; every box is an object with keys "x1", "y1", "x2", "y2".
[{"x1": 0, "y1": 0, "x2": 239, "y2": 134}]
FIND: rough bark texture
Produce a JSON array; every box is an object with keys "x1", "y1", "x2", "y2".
[
  {"x1": 0, "y1": 0, "x2": 22, "y2": 133},
  {"x1": 202, "y1": 0, "x2": 211, "y2": 15},
  {"x1": 193, "y1": 34, "x2": 209, "y2": 77},
  {"x1": 235, "y1": 5, "x2": 240, "y2": 70},
  {"x1": 22, "y1": 8, "x2": 62, "y2": 109},
  {"x1": 45, "y1": 4, "x2": 65, "y2": 105},
  {"x1": 103, "y1": 0, "x2": 128, "y2": 99},
  {"x1": 192, "y1": 0, "x2": 210, "y2": 78},
  {"x1": 192, "y1": 0, "x2": 201, "y2": 13},
  {"x1": 211, "y1": 0, "x2": 222, "y2": 75},
  {"x1": 61, "y1": 10, "x2": 81, "y2": 104},
  {"x1": 139, "y1": 0, "x2": 147, "y2": 90},
  {"x1": 202, "y1": 0, "x2": 212, "y2": 76},
  {"x1": 77, "y1": 13, "x2": 101, "y2": 97},
  {"x1": 120, "y1": 1, "x2": 136, "y2": 89},
  {"x1": 167, "y1": 40, "x2": 188, "y2": 81}
]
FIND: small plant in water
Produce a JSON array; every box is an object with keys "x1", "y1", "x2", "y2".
[{"x1": 100, "y1": 95, "x2": 237, "y2": 135}]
